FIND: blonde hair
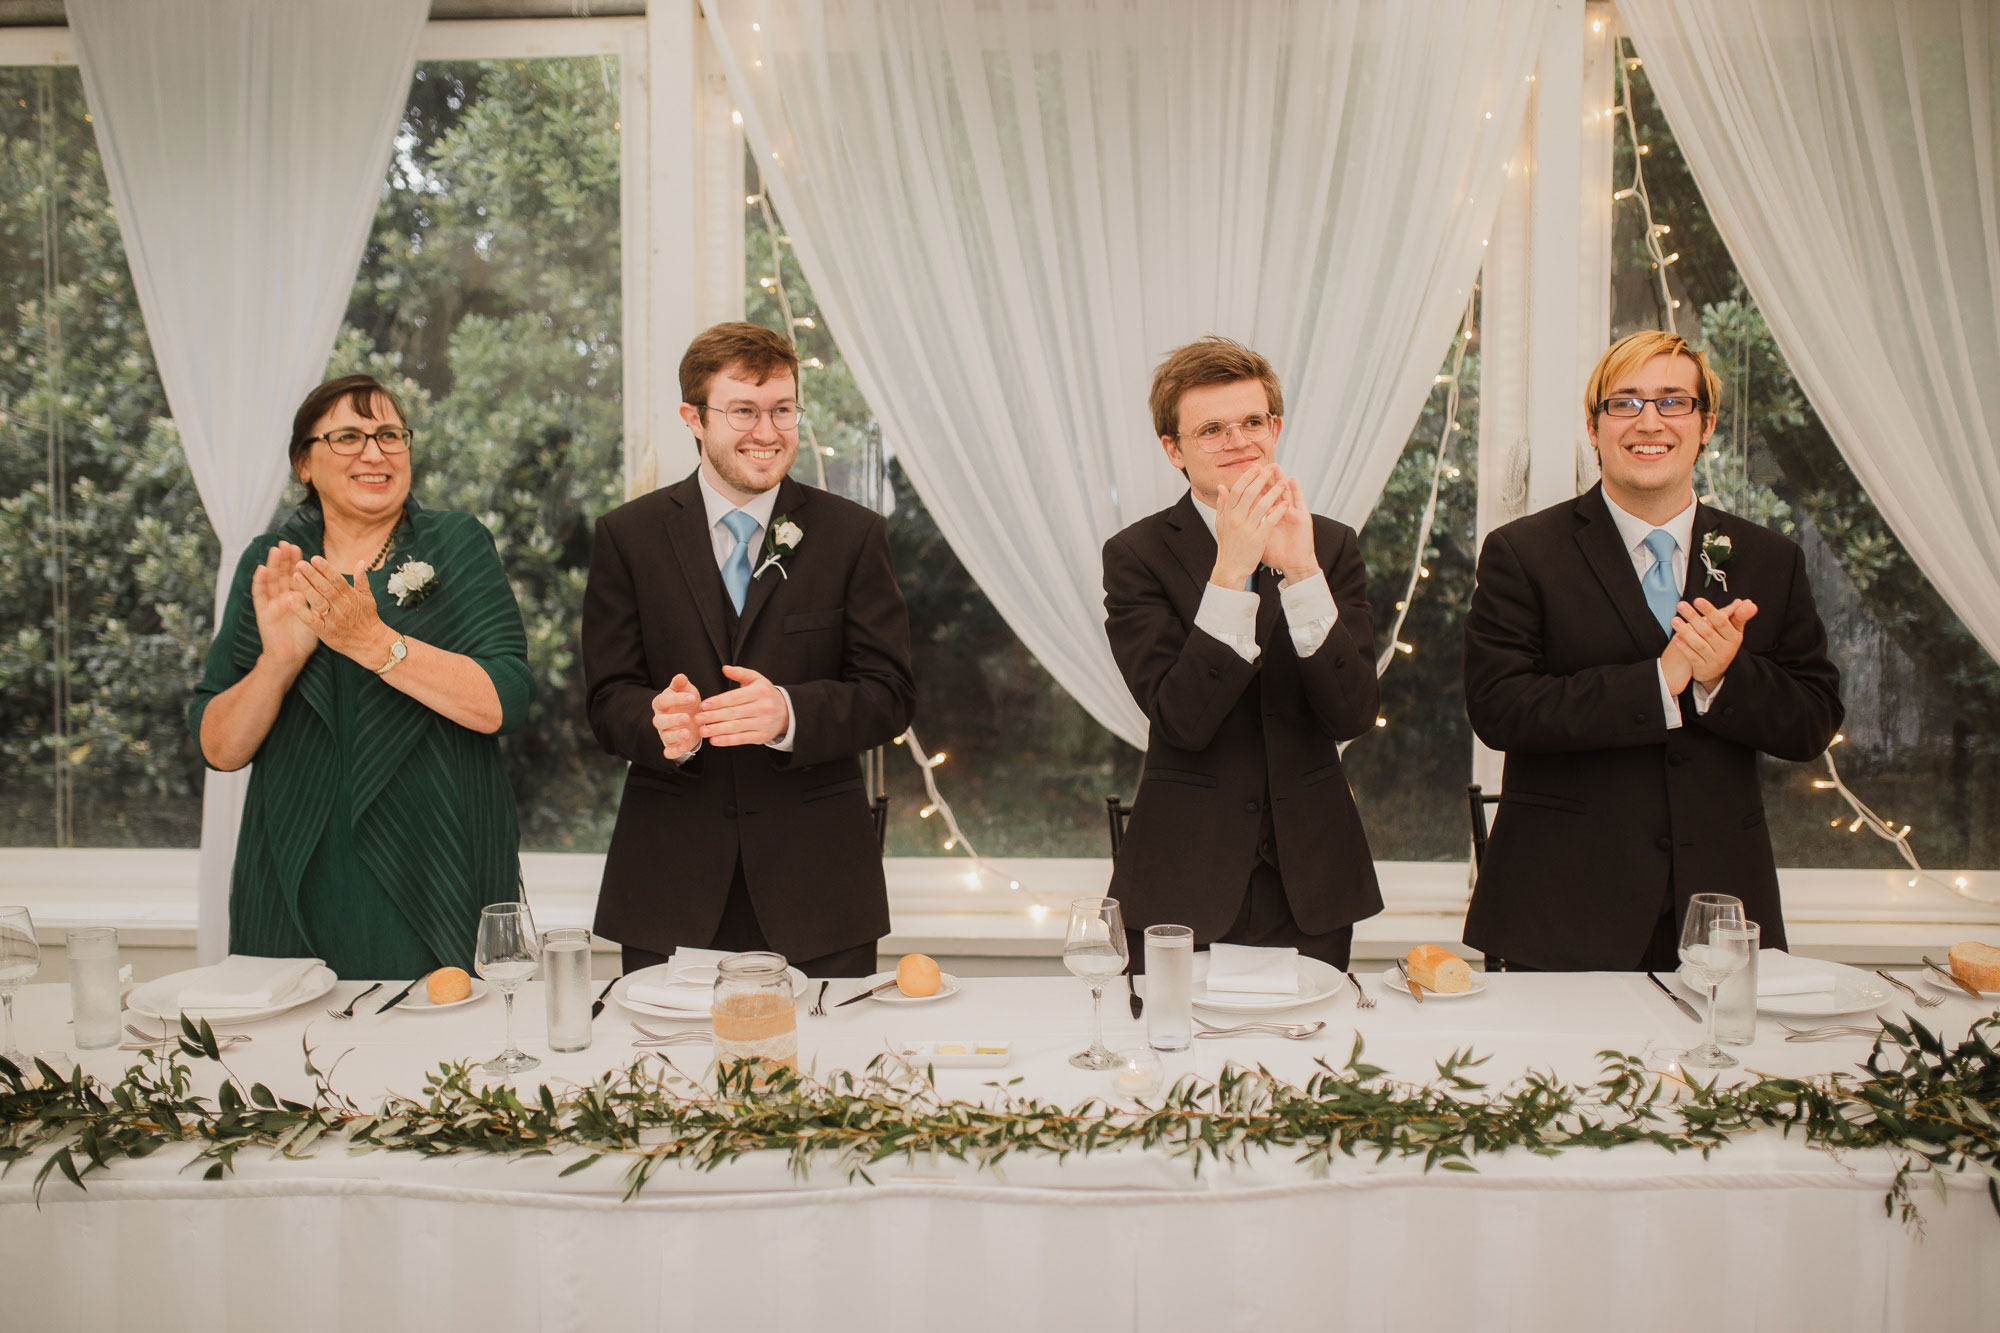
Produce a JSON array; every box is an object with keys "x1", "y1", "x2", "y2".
[
  {"x1": 1584, "y1": 330, "x2": 1720, "y2": 427},
  {"x1": 1149, "y1": 336, "x2": 1283, "y2": 439}
]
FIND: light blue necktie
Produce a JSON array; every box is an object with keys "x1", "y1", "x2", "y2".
[
  {"x1": 1640, "y1": 528, "x2": 1679, "y2": 633},
  {"x1": 721, "y1": 510, "x2": 759, "y2": 613}
]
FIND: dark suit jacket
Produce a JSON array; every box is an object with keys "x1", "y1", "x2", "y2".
[
  {"x1": 1462, "y1": 483, "x2": 1843, "y2": 969},
  {"x1": 1102, "y1": 493, "x2": 1383, "y2": 941},
  {"x1": 582, "y1": 471, "x2": 915, "y2": 960}
]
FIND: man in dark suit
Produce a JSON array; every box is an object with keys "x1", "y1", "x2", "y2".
[
  {"x1": 583, "y1": 322, "x2": 915, "y2": 977},
  {"x1": 1464, "y1": 330, "x2": 1843, "y2": 971},
  {"x1": 1103, "y1": 337, "x2": 1382, "y2": 968}
]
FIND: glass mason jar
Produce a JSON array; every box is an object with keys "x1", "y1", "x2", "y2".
[{"x1": 710, "y1": 951, "x2": 798, "y2": 1073}]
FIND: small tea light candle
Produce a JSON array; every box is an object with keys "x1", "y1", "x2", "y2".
[{"x1": 1111, "y1": 1047, "x2": 1163, "y2": 1098}]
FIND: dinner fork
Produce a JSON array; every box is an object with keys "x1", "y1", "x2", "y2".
[
  {"x1": 1873, "y1": 970, "x2": 1943, "y2": 1008},
  {"x1": 632, "y1": 1020, "x2": 710, "y2": 1040},
  {"x1": 1781, "y1": 1022, "x2": 1885, "y2": 1042},
  {"x1": 632, "y1": 1033, "x2": 714, "y2": 1049},
  {"x1": 1344, "y1": 971, "x2": 1376, "y2": 1009},
  {"x1": 1193, "y1": 1017, "x2": 1325, "y2": 1039},
  {"x1": 123, "y1": 1024, "x2": 249, "y2": 1048},
  {"x1": 327, "y1": 982, "x2": 382, "y2": 1020}
]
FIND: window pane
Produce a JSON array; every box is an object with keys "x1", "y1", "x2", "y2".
[
  {"x1": 0, "y1": 66, "x2": 212, "y2": 848},
  {"x1": 1616, "y1": 48, "x2": 2000, "y2": 870},
  {"x1": 335, "y1": 57, "x2": 627, "y2": 852}
]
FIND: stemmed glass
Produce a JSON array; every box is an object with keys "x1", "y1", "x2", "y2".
[
  {"x1": 1678, "y1": 894, "x2": 1753, "y2": 1069},
  {"x1": 0, "y1": 906, "x2": 40, "y2": 1069},
  {"x1": 475, "y1": 902, "x2": 541, "y2": 1075},
  {"x1": 1063, "y1": 897, "x2": 1128, "y2": 1070}
]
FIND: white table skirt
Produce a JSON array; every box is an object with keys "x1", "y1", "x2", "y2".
[{"x1": 5, "y1": 971, "x2": 1995, "y2": 1331}]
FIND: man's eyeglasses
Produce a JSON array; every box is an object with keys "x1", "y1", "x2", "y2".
[
  {"x1": 309, "y1": 426, "x2": 414, "y2": 455},
  {"x1": 1596, "y1": 395, "x2": 1706, "y2": 419},
  {"x1": 1176, "y1": 414, "x2": 1275, "y2": 453},
  {"x1": 700, "y1": 403, "x2": 801, "y2": 432}
]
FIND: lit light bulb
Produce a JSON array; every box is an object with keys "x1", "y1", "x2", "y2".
[
  {"x1": 1418, "y1": 566, "x2": 1431, "y2": 579},
  {"x1": 793, "y1": 316, "x2": 816, "y2": 328},
  {"x1": 746, "y1": 194, "x2": 760, "y2": 205},
  {"x1": 1848, "y1": 818, "x2": 1864, "y2": 833},
  {"x1": 1637, "y1": 144, "x2": 1650, "y2": 155},
  {"x1": 1614, "y1": 188, "x2": 1637, "y2": 200},
  {"x1": 1396, "y1": 642, "x2": 1414, "y2": 654},
  {"x1": 731, "y1": 110, "x2": 744, "y2": 127},
  {"x1": 919, "y1": 804, "x2": 937, "y2": 819},
  {"x1": 963, "y1": 871, "x2": 981, "y2": 889},
  {"x1": 1812, "y1": 780, "x2": 1834, "y2": 789},
  {"x1": 1831, "y1": 734, "x2": 1845, "y2": 746},
  {"x1": 1029, "y1": 903, "x2": 1049, "y2": 922},
  {"x1": 1661, "y1": 252, "x2": 1681, "y2": 265},
  {"x1": 1955, "y1": 876, "x2": 1970, "y2": 888},
  {"x1": 822, "y1": 447, "x2": 836, "y2": 457},
  {"x1": 1375, "y1": 717, "x2": 1388, "y2": 728},
  {"x1": 1009, "y1": 880, "x2": 1020, "y2": 890},
  {"x1": 930, "y1": 752, "x2": 947, "y2": 767},
  {"x1": 943, "y1": 838, "x2": 956, "y2": 851}
]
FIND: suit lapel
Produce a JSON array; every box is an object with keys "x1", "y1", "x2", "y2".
[
  {"x1": 1573, "y1": 484, "x2": 1669, "y2": 654},
  {"x1": 732, "y1": 478, "x2": 811, "y2": 656},
  {"x1": 662, "y1": 474, "x2": 731, "y2": 666},
  {"x1": 1161, "y1": 492, "x2": 1218, "y2": 610}
]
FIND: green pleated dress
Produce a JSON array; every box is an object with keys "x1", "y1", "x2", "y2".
[{"x1": 188, "y1": 499, "x2": 535, "y2": 979}]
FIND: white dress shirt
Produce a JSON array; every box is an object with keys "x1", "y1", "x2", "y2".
[
  {"x1": 1186, "y1": 492, "x2": 1340, "y2": 664},
  {"x1": 1599, "y1": 489, "x2": 1721, "y2": 729},
  {"x1": 692, "y1": 465, "x2": 796, "y2": 752}
]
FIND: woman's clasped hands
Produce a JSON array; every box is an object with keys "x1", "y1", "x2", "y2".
[{"x1": 249, "y1": 539, "x2": 394, "y2": 667}]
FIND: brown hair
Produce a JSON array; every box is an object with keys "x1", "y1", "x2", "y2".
[
  {"x1": 1148, "y1": 336, "x2": 1284, "y2": 439},
  {"x1": 288, "y1": 374, "x2": 408, "y2": 501},
  {"x1": 679, "y1": 321, "x2": 800, "y2": 413},
  {"x1": 1584, "y1": 330, "x2": 1720, "y2": 428}
]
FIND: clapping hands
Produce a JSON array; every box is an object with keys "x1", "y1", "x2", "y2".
[
  {"x1": 1211, "y1": 465, "x2": 1316, "y2": 589},
  {"x1": 1661, "y1": 597, "x2": 1758, "y2": 694}
]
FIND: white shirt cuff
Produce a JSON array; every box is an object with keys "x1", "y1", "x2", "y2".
[
  {"x1": 1278, "y1": 570, "x2": 1339, "y2": 657},
  {"x1": 1657, "y1": 661, "x2": 1684, "y2": 730},
  {"x1": 1691, "y1": 677, "x2": 1722, "y2": 714},
  {"x1": 766, "y1": 685, "x2": 797, "y2": 752},
  {"x1": 1194, "y1": 582, "x2": 1261, "y2": 663}
]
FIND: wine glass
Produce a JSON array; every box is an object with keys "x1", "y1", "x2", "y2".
[
  {"x1": 1063, "y1": 897, "x2": 1128, "y2": 1070},
  {"x1": 1678, "y1": 895, "x2": 1752, "y2": 1069},
  {"x1": 0, "y1": 906, "x2": 41, "y2": 1070},
  {"x1": 476, "y1": 902, "x2": 541, "y2": 1075}
]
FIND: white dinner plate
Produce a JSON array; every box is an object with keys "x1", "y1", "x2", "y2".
[
  {"x1": 129, "y1": 964, "x2": 338, "y2": 1027},
  {"x1": 1379, "y1": 967, "x2": 1488, "y2": 1001},
  {"x1": 1673, "y1": 958, "x2": 1888, "y2": 1018},
  {"x1": 1916, "y1": 967, "x2": 2000, "y2": 999},
  {"x1": 1158, "y1": 953, "x2": 1346, "y2": 1014},
  {"x1": 397, "y1": 978, "x2": 490, "y2": 1012},
  {"x1": 610, "y1": 963, "x2": 810, "y2": 1019},
  {"x1": 856, "y1": 970, "x2": 962, "y2": 1004}
]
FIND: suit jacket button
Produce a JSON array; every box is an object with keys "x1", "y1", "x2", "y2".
[
  {"x1": 1655, "y1": 836, "x2": 1672, "y2": 852},
  {"x1": 1634, "y1": 712, "x2": 1647, "y2": 725},
  {"x1": 724, "y1": 804, "x2": 737, "y2": 819},
  {"x1": 1668, "y1": 752, "x2": 1687, "y2": 766},
  {"x1": 1244, "y1": 800, "x2": 1260, "y2": 814},
  {"x1": 1208, "y1": 667, "x2": 1220, "y2": 679},
  {"x1": 1724, "y1": 706, "x2": 1737, "y2": 717},
  {"x1": 1334, "y1": 658, "x2": 1347, "y2": 670}
]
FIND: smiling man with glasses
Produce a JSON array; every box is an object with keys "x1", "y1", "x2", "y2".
[
  {"x1": 1101, "y1": 336, "x2": 1384, "y2": 971},
  {"x1": 1462, "y1": 330, "x2": 1844, "y2": 972},
  {"x1": 582, "y1": 321, "x2": 915, "y2": 979}
]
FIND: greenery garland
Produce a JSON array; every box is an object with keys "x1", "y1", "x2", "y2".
[{"x1": 3, "y1": 1016, "x2": 1996, "y2": 1225}]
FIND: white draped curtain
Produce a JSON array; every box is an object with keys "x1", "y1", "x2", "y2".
[
  {"x1": 1620, "y1": 0, "x2": 2000, "y2": 666},
  {"x1": 708, "y1": 0, "x2": 1549, "y2": 746},
  {"x1": 69, "y1": 0, "x2": 429, "y2": 961}
]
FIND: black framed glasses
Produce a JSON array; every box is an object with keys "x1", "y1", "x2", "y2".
[
  {"x1": 310, "y1": 426, "x2": 415, "y2": 455},
  {"x1": 700, "y1": 403, "x2": 800, "y2": 432},
  {"x1": 1176, "y1": 414, "x2": 1275, "y2": 453},
  {"x1": 1596, "y1": 395, "x2": 1706, "y2": 419}
]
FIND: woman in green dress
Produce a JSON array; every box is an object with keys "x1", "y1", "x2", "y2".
[{"x1": 188, "y1": 375, "x2": 534, "y2": 978}]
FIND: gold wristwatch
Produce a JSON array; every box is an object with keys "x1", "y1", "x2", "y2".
[{"x1": 374, "y1": 634, "x2": 408, "y2": 676}]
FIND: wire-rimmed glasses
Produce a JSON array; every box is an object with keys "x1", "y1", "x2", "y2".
[
  {"x1": 699, "y1": 403, "x2": 800, "y2": 432},
  {"x1": 1176, "y1": 414, "x2": 1275, "y2": 453}
]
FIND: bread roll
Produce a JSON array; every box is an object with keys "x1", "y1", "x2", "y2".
[
  {"x1": 896, "y1": 953, "x2": 942, "y2": 997},
  {"x1": 1405, "y1": 944, "x2": 1471, "y2": 994},
  {"x1": 1947, "y1": 941, "x2": 2000, "y2": 993},
  {"x1": 427, "y1": 966, "x2": 472, "y2": 1005}
]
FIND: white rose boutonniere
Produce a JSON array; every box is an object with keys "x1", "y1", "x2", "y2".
[
  {"x1": 386, "y1": 558, "x2": 438, "y2": 607},
  {"x1": 753, "y1": 516, "x2": 803, "y2": 581},
  {"x1": 1699, "y1": 531, "x2": 1733, "y2": 592}
]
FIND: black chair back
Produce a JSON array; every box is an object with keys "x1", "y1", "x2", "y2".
[
  {"x1": 871, "y1": 794, "x2": 890, "y2": 853},
  {"x1": 1105, "y1": 795, "x2": 1132, "y2": 860},
  {"x1": 1466, "y1": 783, "x2": 1506, "y2": 971}
]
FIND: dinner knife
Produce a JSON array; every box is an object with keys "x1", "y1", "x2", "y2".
[
  {"x1": 1394, "y1": 958, "x2": 1425, "y2": 1004},
  {"x1": 1128, "y1": 979, "x2": 1144, "y2": 1020},
  {"x1": 1921, "y1": 955, "x2": 1985, "y2": 1001},
  {"x1": 589, "y1": 977, "x2": 617, "y2": 1021},
  {"x1": 1647, "y1": 971, "x2": 1703, "y2": 1023},
  {"x1": 375, "y1": 970, "x2": 435, "y2": 1014},
  {"x1": 833, "y1": 978, "x2": 900, "y2": 1008}
]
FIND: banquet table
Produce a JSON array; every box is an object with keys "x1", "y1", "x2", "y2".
[{"x1": 3, "y1": 970, "x2": 1995, "y2": 1332}]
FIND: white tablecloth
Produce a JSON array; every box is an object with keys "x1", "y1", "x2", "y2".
[{"x1": 4, "y1": 971, "x2": 1995, "y2": 1331}]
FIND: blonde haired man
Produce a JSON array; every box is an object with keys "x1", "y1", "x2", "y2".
[
  {"x1": 1103, "y1": 337, "x2": 1382, "y2": 968},
  {"x1": 1463, "y1": 330, "x2": 1842, "y2": 971}
]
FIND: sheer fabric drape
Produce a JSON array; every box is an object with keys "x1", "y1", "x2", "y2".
[
  {"x1": 709, "y1": 0, "x2": 1548, "y2": 744},
  {"x1": 1622, "y1": 0, "x2": 2000, "y2": 664},
  {"x1": 69, "y1": 0, "x2": 428, "y2": 960}
]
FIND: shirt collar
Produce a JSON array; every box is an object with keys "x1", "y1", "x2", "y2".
[
  {"x1": 697, "y1": 465, "x2": 782, "y2": 534},
  {"x1": 1188, "y1": 488, "x2": 1220, "y2": 538},
  {"x1": 1601, "y1": 488, "x2": 1697, "y2": 558}
]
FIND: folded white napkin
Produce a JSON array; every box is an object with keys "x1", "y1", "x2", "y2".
[
  {"x1": 1755, "y1": 949, "x2": 1836, "y2": 998},
  {"x1": 1204, "y1": 943, "x2": 1301, "y2": 996},
  {"x1": 176, "y1": 955, "x2": 324, "y2": 1011},
  {"x1": 626, "y1": 947, "x2": 731, "y2": 1010}
]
